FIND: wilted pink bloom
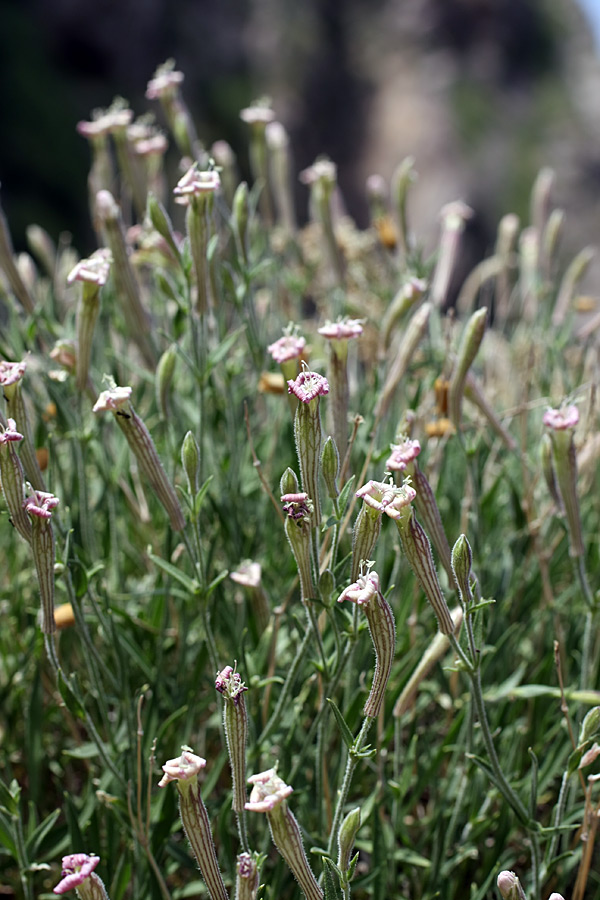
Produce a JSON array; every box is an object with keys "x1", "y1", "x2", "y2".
[
  {"x1": 543, "y1": 405, "x2": 579, "y2": 430},
  {"x1": 0, "y1": 419, "x2": 23, "y2": 444},
  {"x1": 338, "y1": 570, "x2": 379, "y2": 606},
  {"x1": 158, "y1": 748, "x2": 206, "y2": 787},
  {"x1": 0, "y1": 359, "x2": 27, "y2": 387},
  {"x1": 287, "y1": 370, "x2": 329, "y2": 403},
  {"x1": 579, "y1": 742, "x2": 600, "y2": 768},
  {"x1": 50, "y1": 341, "x2": 77, "y2": 375},
  {"x1": 230, "y1": 560, "x2": 261, "y2": 588},
  {"x1": 24, "y1": 489, "x2": 59, "y2": 520},
  {"x1": 318, "y1": 318, "x2": 364, "y2": 341},
  {"x1": 53, "y1": 853, "x2": 100, "y2": 895},
  {"x1": 245, "y1": 768, "x2": 293, "y2": 812},
  {"x1": 92, "y1": 386, "x2": 133, "y2": 413},
  {"x1": 173, "y1": 165, "x2": 221, "y2": 205},
  {"x1": 67, "y1": 249, "x2": 112, "y2": 286},
  {"x1": 281, "y1": 492, "x2": 312, "y2": 522},
  {"x1": 215, "y1": 665, "x2": 248, "y2": 705},
  {"x1": 146, "y1": 63, "x2": 184, "y2": 100},
  {"x1": 496, "y1": 871, "x2": 526, "y2": 900},
  {"x1": 134, "y1": 134, "x2": 168, "y2": 157},
  {"x1": 356, "y1": 478, "x2": 416, "y2": 520},
  {"x1": 240, "y1": 103, "x2": 275, "y2": 126},
  {"x1": 386, "y1": 438, "x2": 421, "y2": 472},
  {"x1": 268, "y1": 334, "x2": 306, "y2": 364}
]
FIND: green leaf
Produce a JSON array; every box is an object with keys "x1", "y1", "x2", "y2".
[
  {"x1": 338, "y1": 476, "x2": 356, "y2": 520},
  {"x1": 147, "y1": 548, "x2": 200, "y2": 595},
  {"x1": 194, "y1": 476, "x2": 214, "y2": 518},
  {"x1": 0, "y1": 810, "x2": 17, "y2": 857},
  {"x1": 61, "y1": 742, "x2": 101, "y2": 760},
  {"x1": 327, "y1": 698, "x2": 355, "y2": 750},
  {"x1": 25, "y1": 808, "x2": 61, "y2": 858},
  {"x1": 206, "y1": 569, "x2": 229, "y2": 598},
  {"x1": 322, "y1": 857, "x2": 344, "y2": 900}
]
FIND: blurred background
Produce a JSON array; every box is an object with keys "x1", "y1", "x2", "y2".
[{"x1": 1, "y1": 0, "x2": 599, "y2": 266}]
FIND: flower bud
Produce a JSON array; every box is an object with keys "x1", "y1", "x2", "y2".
[
  {"x1": 232, "y1": 182, "x2": 249, "y2": 264},
  {"x1": 147, "y1": 193, "x2": 180, "y2": 262},
  {"x1": 580, "y1": 706, "x2": 600, "y2": 744},
  {"x1": 319, "y1": 568, "x2": 335, "y2": 603},
  {"x1": 451, "y1": 534, "x2": 473, "y2": 604},
  {"x1": 447, "y1": 307, "x2": 487, "y2": 429},
  {"x1": 216, "y1": 666, "x2": 248, "y2": 814},
  {"x1": 280, "y1": 467, "x2": 299, "y2": 496},
  {"x1": 235, "y1": 852, "x2": 259, "y2": 900},
  {"x1": 321, "y1": 436, "x2": 340, "y2": 500},
  {"x1": 337, "y1": 807, "x2": 361, "y2": 873},
  {"x1": 497, "y1": 870, "x2": 526, "y2": 900}
]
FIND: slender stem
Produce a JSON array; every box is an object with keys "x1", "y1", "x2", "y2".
[
  {"x1": 545, "y1": 771, "x2": 570, "y2": 868},
  {"x1": 327, "y1": 717, "x2": 373, "y2": 858},
  {"x1": 307, "y1": 602, "x2": 329, "y2": 679},
  {"x1": 260, "y1": 627, "x2": 313, "y2": 744},
  {"x1": 236, "y1": 810, "x2": 250, "y2": 855}
]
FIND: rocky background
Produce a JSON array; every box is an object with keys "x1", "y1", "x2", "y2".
[{"x1": 1, "y1": 0, "x2": 599, "y2": 283}]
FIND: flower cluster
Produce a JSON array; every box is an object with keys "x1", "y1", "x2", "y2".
[
  {"x1": 287, "y1": 370, "x2": 329, "y2": 403},
  {"x1": 385, "y1": 438, "x2": 421, "y2": 472},
  {"x1": 355, "y1": 478, "x2": 416, "y2": 520}
]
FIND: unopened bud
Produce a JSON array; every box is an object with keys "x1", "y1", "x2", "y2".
[
  {"x1": 181, "y1": 430, "x2": 200, "y2": 496},
  {"x1": 280, "y1": 467, "x2": 299, "y2": 496},
  {"x1": 451, "y1": 534, "x2": 473, "y2": 603},
  {"x1": 147, "y1": 193, "x2": 180, "y2": 261},
  {"x1": 580, "y1": 706, "x2": 600, "y2": 744},
  {"x1": 497, "y1": 870, "x2": 527, "y2": 900},
  {"x1": 448, "y1": 307, "x2": 487, "y2": 429},
  {"x1": 321, "y1": 436, "x2": 340, "y2": 499},
  {"x1": 337, "y1": 807, "x2": 361, "y2": 872},
  {"x1": 232, "y1": 182, "x2": 249, "y2": 262},
  {"x1": 319, "y1": 568, "x2": 335, "y2": 603}
]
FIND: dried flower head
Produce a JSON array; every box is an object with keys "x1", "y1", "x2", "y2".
[
  {"x1": 355, "y1": 478, "x2": 416, "y2": 520},
  {"x1": 173, "y1": 164, "x2": 221, "y2": 205},
  {"x1": 158, "y1": 748, "x2": 206, "y2": 787},
  {"x1": 386, "y1": 438, "x2": 421, "y2": 472},
  {"x1": 92, "y1": 386, "x2": 132, "y2": 413},
  {"x1": 67, "y1": 249, "x2": 112, "y2": 286},
  {"x1": 318, "y1": 318, "x2": 364, "y2": 341},
  {"x1": 337, "y1": 569, "x2": 379, "y2": 606},
  {"x1": 245, "y1": 768, "x2": 293, "y2": 812},
  {"x1": 287, "y1": 369, "x2": 329, "y2": 403},
  {"x1": 0, "y1": 359, "x2": 27, "y2": 387},
  {"x1": 268, "y1": 334, "x2": 306, "y2": 364},
  {"x1": 543, "y1": 405, "x2": 579, "y2": 430},
  {"x1": 24, "y1": 488, "x2": 60, "y2": 520},
  {"x1": 281, "y1": 492, "x2": 312, "y2": 522},
  {"x1": 50, "y1": 341, "x2": 77, "y2": 373},
  {"x1": 53, "y1": 853, "x2": 100, "y2": 895}
]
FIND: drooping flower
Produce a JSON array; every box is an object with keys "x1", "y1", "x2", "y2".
[
  {"x1": 318, "y1": 318, "x2": 364, "y2": 342},
  {"x1": 92, "y1": 385, "x2": 132, "y2": 413},
  {"x1": 24, "y1": 488, "x2": 60, "y2": 520},
  {"x1": 67, "y1": 249, "x2": 112, "y2": 286},
  {"x1": 146, "y1": 64, "x2": 184, "y2": 100},
  {"x1": 53, "y1": 853, "x2": 103, "y2": 896},
  {"x1": 230, "y1": 560, "x2": 261, "y2": 588},
  {"x1": 215, "y1": 665, "x2": 248, "y2": 706},
  {"x1": 0, "y1": 359, "x2": 27, "y2": 390},
  {"x1": 337, "y1": 569, "x2": 380, "y2": 606}
]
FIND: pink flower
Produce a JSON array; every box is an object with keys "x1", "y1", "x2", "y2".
[
  {"x1": 385, "y1": 438, "x2": 421, "y2": 472},
  {"x1": 230, "y1": 560, "x2": 261, "y2": 588},
  {"x1": 0, "y1": 359, "x2": 27, "y2": 387},
  {"x1": 24, "y1": 489, "x2": 60, "y2": 520},
  {"x1": 268, "y1": 334, "x2": 306, "y2": 364},
  {"x1": 287, "y1": 370, "x2": 329, "y2": 403},
  {"x1": 355, "y1": 479, "x2": 416, "y2": 520},
  {"x1": 92, "y1": 385, "x2": 132, "y2": 413},
  {"x1": 158, "y1": 748, "x2": 206, "y2": 787},
  {"x1": 67, "y1": 249, "x2": 112, "y2": 286},
  {"x1": 245, "y1": 768, "x2": 293, "y2": 813},
  {"x1": 0, "y1": 419, "x2": 23, "y2": 444},
  {"x1": 281, "y1": 492, "x2": 312, "y2": 522},
  {"x1": 173, "y1": 165, "x2": 221, "y2": 205},
  {"x1": 215, "y1": 665, "x2": 248, "y2": 705},
  {"x1": 53, "y1": 853, "x2": 100, "y2": 895},
  {"x1": 337, "y1": 570, "x2": 379, "y2": 606},
  {"x1": 543, "y1": 405, "x2": 579, "y2": 430},
  {"x1": 318, "y1": 318, "x2": 364, "y2": 341},
  {"x1": 76, "y1": 104, "x2": 133, "y2": 139},
  {"x1": 146, "y1": 62, "x2": 184, "y2": 100}
]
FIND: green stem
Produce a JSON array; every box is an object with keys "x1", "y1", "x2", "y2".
[
  {"x1": 327, "y1": 717, "x2": 373, "y2": 858},
  {"x1": 260, "y1": 627, "x2": 313, "y2": 744}
]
